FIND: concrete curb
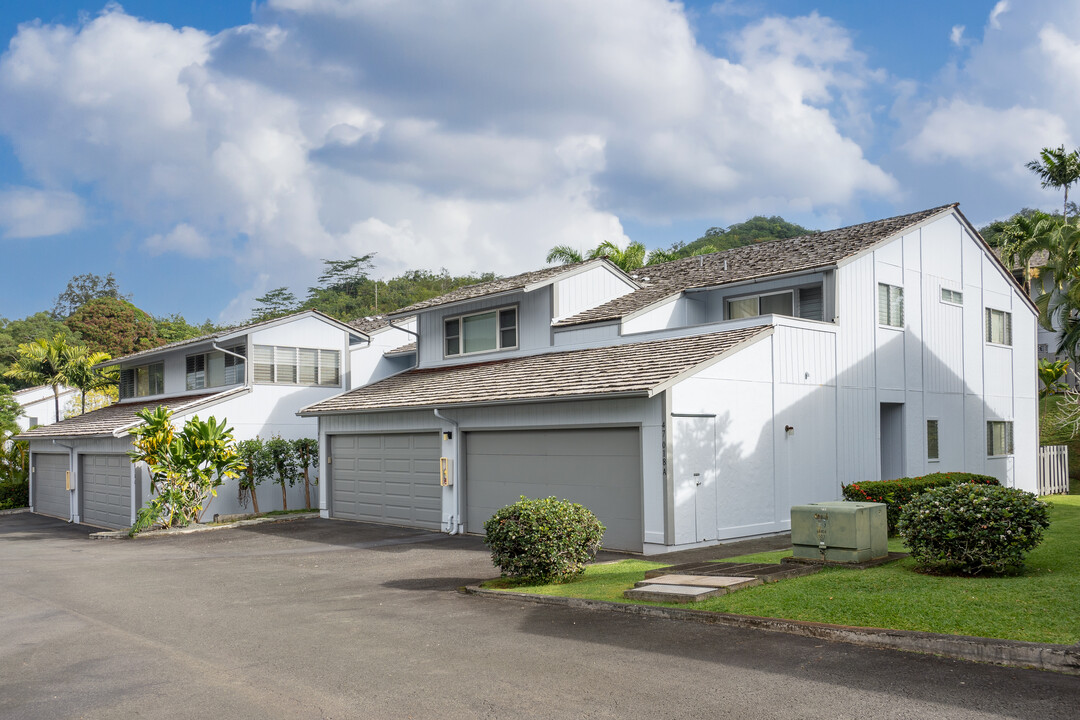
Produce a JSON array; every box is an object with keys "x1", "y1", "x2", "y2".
[
  {"x1": 0, "y1": 507, "x2": 31, "y2": 516},
  {"x1": 464, "y1": 585, "x2": 1080, "y2": 676},
  {"x1": 89, "y1": 512, "x2": 319, "y2": 540}
]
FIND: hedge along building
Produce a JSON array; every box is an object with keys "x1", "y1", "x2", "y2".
[
  {"x1": 18, "y1": 310, "x2": 417, "y2": 530},
  {"x1": 300, "y1": 205, "x2": 1038, "y2": 554}
]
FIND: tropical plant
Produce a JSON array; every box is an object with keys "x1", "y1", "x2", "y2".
[
  {"x1": 58, "y1": 344, "x2": 115, "y2": 415},
  {"x1": 1027, "y1": 145, "x2": 1080, "y2": 221},
  {"x1": 0, "y1": 434, "x2": 29, "y2": 509},
  {"x1": 236, "y1": 438, "x2": 273, "y2": 514},
  {"x1": 3, "y1": 334, "x2": 72, "y2": 422},
  {"x1": 265, "y1": 436, "x2": 299, "y2": 511},
  {"x1": 1032, "y1": 221, "x2": 1080, "y2": 364},
  {"x1": 63, "y1": 386, "x2": 117, "y2": 419},
  {"x1": 0, "y1": 386, "x2": 20, "y2": 437},
  {"x1": 997, "y1": 210, "x2": 1057, "y2": 293},
  {"x1": 1038, "y1": 358, "x2": 1071, "y2": 398},
  {"x1": 292, "y1": 437, "x2": 319, "y2": 509},
  {"x1": 128, "y1": 407, "x2": 244, "y2": 534},
  {"x1": 546, "y1": 240, "x2": 649, "y2": 271}
]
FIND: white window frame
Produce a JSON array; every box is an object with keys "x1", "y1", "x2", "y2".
[
  {"x1": 878, "y1": 283, "x2": 904, "y2": 328},
  {"x1": 119, "y1": 362, "x2": 165, "y2": 400},
  {"x1": 186, "y1": 345, "x2": 246, "y2": 391},
  {"x1": 253, "y1": 345, "x2": 340, "y2": 387},
  {"x1": 926, "y1": 418, "x2": 939, "y2": 462},
  {"x1": 940, "y1": 287, "x2": 963, "y2": 305},
  {"x1": 726, "y1": 290, "x2": 795, "y2": 320},
  {"x1": 985, "y1": 308, "x2": 1012, "y2": 346},
  {"x1": 444, "y1": 305, "x2": 519, "y2": 358},
  {"x1": 986, "y1": 420, "x2": 1014, "y2": 457}
]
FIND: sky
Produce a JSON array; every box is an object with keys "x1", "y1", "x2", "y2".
[{"x1": 0, "y1": 0, "x2": 1077, "y2": 324}]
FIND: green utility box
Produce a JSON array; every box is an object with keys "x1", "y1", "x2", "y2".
[{"x1": 790, "y1": 501, "x2": 887, "y2": 563}]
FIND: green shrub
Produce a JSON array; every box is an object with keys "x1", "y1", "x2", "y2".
[
  {"x1": 842, "y1": 472, "x2": 999, "y2": 534},
  {"x1": 483, "y1": 496, "x2": 605, "y2": 583},
  {"x1": 898, "y1": 484, "x2": 1050, "y2": 575},
  {"x1": 0, "y1": 478, "x2": 29, "y2": 510}
]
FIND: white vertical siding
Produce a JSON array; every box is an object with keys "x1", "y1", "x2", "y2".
[
  {"x1": 622, "y1": 294, "x2": 705, "y2": 334},
  {"x1": 553, "y1": 265, "x2": 635, "y2": 321}
]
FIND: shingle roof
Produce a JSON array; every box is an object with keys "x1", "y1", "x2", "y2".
[
  {"x1": 385, "y1": 342, "x2": 417, "y2": 356},
  {"x1": 301, "y1": 324, "x2": 771, "y2": 414},
  {"x1": 16, "y1": 390, "x2": 240, "y2": 439},
  {"x1": 388, "y1": 258, "x2": 627, "y2": 316},
  {"x1": 348, "y1": 316, "x2": 393, "y2": 334},
  {"x1": 554, "y1": 204, "x2": 958, "y2": 327}
]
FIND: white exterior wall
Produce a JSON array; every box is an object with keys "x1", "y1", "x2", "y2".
[
  {"x1": 622, "y1": 295, "x2": 705, "y2": 334},
  {"x1": 317, "y1": 396, "x2": 664, "y2": 543},
  {"x1": 834, "y1": 213, "x2": 1038, "y2": 491},
  {"x1": 668, "y1": 322, "x2": 837, "y2": 549},
  {"x1": 552, "y1": 265, "x2": 635, "y2": 321},
  {"x1": 552, "y1": 323, "x2": 621, "y2": 347},
  {"x1": 349, "y1": 320, "x2": 416, "y2": 387},
  {"x1": 16, "y1": 387, "x2": 79, "y2": 430}
]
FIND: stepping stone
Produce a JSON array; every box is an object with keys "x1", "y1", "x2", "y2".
[
  {"x1": 637, "y1": 574, "x2": 761, "y2": 590},
  {"x1": 624, "y1": 584, "x2": 720, "y2": 603}
]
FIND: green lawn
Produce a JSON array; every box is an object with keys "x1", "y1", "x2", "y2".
[{"x1": 485, "y1": 495, "x2": 1080, "y2": 644}]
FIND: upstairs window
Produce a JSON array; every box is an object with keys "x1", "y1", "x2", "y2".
[
  {"x1": 940, "y1": 287, "x2": 963, "y2": 305},
  {"x1": 878, "y1": 283, "x2": 904, "y2": 328},
  {"x1": 186, "y1": 345, "x2": 246, "y2": 390},
  {"x1": 119, "y1": 363, "x2": 164, "y2": 399},
  {"x1": 986, "y1": 421, "x2": 1014, "y2": 456},
  {"x1": 727, "y1": 291, "x2": 794, "y2": 320},
  {"x1": 985, "y1": 308, "x2": 1012, "y2": 346},
  {"x1": 254, "y1": 345, "x2": 340, "y2": 386},
  {"x1": 444, "y1": 307, "x2": 518, "y2": 357}
]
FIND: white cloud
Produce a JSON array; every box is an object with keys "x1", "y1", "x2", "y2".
[
  {"x1": 0, "y1": 1, "x2": 896, "y2": 320},
  {"x1": 144, "y1": 223, "x2": 217, "y2": 257},
  {"x1": 0, "y1": 187, "x2": 85, "y2": 238},
  {"x1": 950, "y1": 25, "x2": 965, "y2": 47},
  {"x1": 989, "y1": 1, "x2": 1010, "y2": 30}
]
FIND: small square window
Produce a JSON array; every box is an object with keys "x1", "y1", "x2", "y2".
[
  {"x1": 986, "y1": 421, "x2": 1014, "y2": 456},
  {"x1": 940, "y1": 287, "x2": 963, "y2": 304},
  {"x1": 878, "y1": 283, "x2": 903, "y2": 328}
]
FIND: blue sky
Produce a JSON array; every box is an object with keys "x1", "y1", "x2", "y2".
[{"x1": 0, "y1": 1, "x2": 1075, "y2": 323}]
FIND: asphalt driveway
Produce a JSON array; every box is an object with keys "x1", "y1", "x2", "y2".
[{"x1": 2, "y1": 512, "x2": 1078, "y2": 719}]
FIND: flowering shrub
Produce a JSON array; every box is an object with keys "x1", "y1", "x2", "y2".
[
  {"x1": 483, "y1": 496, "x2": 605, "y2": 583},
  {"x1": 898, "y1": 484, "x2": 1049, "y2": 575},
  {"x1": 842, "y1": 472, "x2": 999, "y2": 534}
]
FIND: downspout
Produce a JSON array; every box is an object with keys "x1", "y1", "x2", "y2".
[
  {"x1": 51, "y1": 439, "x2": 76, "y2": 523},
  {"x1": 389, "y1": 319, "x2": 420, "y2": 370},
  {"x1": 433, "y1": 408, "x2": 461, "y2": 535}
]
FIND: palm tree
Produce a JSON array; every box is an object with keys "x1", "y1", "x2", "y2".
[
  {"x1": 999, "y1": 211, "x2": 1056, "y2": 294},
  {"x1": 545, "y1": 245, "x2": 585, "y2": 265},
  {"x1": 1027, "y1": 145, "x2": 1080, "y2": 221},
  {"x1": 3, "y1": 335, "x2": 71, "y2": 422},
  {"x1": 60, "y1": 345, "x2": 116, "y2": 415},
  {"x1": 546, "y1": 240, "x2": 650, "y2": 272},
  {"x1": 1033, "y1": 221, "x2": 1080, "y2": 364}
]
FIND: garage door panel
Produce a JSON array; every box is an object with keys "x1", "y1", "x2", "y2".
[
  {"x1": 465, "y1": 429, "x2": 642, "y2": 552},
  {"x1": 33, "y1": 453, "x2": 70, "y2": 520},
  {"x1": 80, "y1": 454, "x2": 131, "y2": 530},
  {"x1": 330, "y1": 433, "x2": 441, "y2": 530}
]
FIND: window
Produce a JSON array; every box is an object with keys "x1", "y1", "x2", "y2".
[
  {"x1": 1038, "y1": 343, "x2": 1049, "y2": 354},
  {"x1": 878, "y1": 283, "x2": 903, "y2": 328},
  {"x1": 444, "y1": 307, "x2": 518, "y2": 357},
  {"x1": 119, "y1": 363, "x2": 164, "y2": 399},
  {"x1": 253, "y1": 345, "x2": 340, "y2": 386},
  {"x1": 727, "y1": 291, "x2": 794, "y2": 320},
  {"x1": 985, "y1": 308, "x2": 1012, "y2": 345},
  {"x1": 186, "y1": 345, "x2": 246, "y2": 390},
  {"x1": 987, "y1": 421, "x2": 1014, "y2": 456},
  {"x1": 926, "y1": 420, "x2": 939, "y2": 461},
  {"x1": 940, "y1": 287, "x2": 963, "y2": 304}
]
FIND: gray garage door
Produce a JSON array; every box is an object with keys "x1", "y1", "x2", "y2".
[
  {"x1": 80, "y1": 454, "x2": 131, "y2": 530},
  {"x1": 330, "y1": 433, "x2": 442, "y2": 530},
  {"x1": 33, "y1": 453, "x2": 69, "y2": 521},
  {"x1": 465, "y1": 428, "x2": 643, "y2": 551}
]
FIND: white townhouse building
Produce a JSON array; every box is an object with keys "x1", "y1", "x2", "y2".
[
  {"x1": 20, "y1": 310, "x2": 416, "y2": 529},
  {"x1": 300, "y1": 204, "x2": 1038, "y2": 553}
]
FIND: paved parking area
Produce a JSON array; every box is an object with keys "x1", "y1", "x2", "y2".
[{"x1": 2, "y1": 512, "x2": 1078, "y2": 719}]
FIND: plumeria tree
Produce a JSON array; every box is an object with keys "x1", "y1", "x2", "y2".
[
  {"x1": 265, "y1": 436, "x2": 299, "y2": 511},
  {"x1": 236, "y1": 438, "x2": 273, "y2": 514},
  {"x1": 292, "y1": 437, "x2": 319, "y2": 509}
]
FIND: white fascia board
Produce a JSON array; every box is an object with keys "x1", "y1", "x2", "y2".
[
  {"x1": 647, "y1": 326, "x2": 776, "y2": 398},
  {"x1": 834, "y1": 206, "x2": 958, "y2": 271},
  {"x1": 298, "y1": 390, "x2": 650, "y2": 417}
]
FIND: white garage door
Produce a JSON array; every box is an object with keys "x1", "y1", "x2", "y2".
[
  {"x1": 32, "y1": 453, "x2": 69, "y2": 521},
  {"x1": 329, "y1": 433, "x2": 442, "y2": 530},
  {"x1": 80, "y1": 454, "x2": 132, "y2": 530},
  {"x1": 465, "y1": 428, "x2": 643, "y2": 552}
]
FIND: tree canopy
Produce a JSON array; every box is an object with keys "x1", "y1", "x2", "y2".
[
  {"x1": 64, "y1": 297, "x2": 164, "y2": 357},
  {"x1": 52, "y1": 272, "x2": 127, "y2": 319}
]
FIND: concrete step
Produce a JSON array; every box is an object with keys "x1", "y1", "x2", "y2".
[
  {"x1": 635, "y1": 574, "x2": 761, "y2": 591},
  {"x1": 624, "y1": 584, "x2": 721, "y2": 603}
]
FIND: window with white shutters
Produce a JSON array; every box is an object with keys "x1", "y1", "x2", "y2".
[{"x1": 253, "y1": 345, "x2": 340, "y2": 386}]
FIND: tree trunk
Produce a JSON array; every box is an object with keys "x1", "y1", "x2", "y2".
[
  {"x1": 52, "y1": 385, "x2": 60, "y2": 423},
  {"x1": 251, "y1": 486, "x2": 260, "y2": 515},
  {"x1": 304, "y1": 465, "x2": 311, "y2": 509},
  {"x1": 81, "y1": 391, "x2": 86, "y2": 415},
  {"x1": 280, "y1": 481, "x2": 288, "y2": 511}
]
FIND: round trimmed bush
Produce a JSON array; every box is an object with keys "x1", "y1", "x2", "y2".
[
  {"x1": 897, "y1": 483, "x2": 1050, "y2": 575},
  {"x1": 483, "y1": 496, "x2": 605, "y2": 583}
]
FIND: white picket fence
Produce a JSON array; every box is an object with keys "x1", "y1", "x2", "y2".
[{"x1": 1038, "y1": 445, "x2": 1070, "y2": 496}]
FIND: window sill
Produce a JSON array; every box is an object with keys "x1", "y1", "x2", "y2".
[
  {"x1": 877, "y1": 323, "x2": 904, "y2": 331},
  {"x1": 444, "y1": 346, "x2": 519, "y2": 360}
]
